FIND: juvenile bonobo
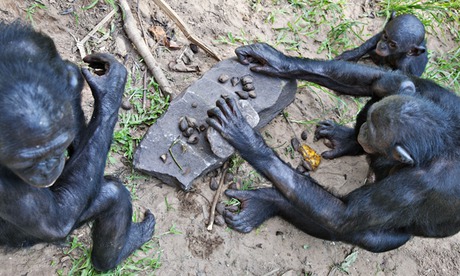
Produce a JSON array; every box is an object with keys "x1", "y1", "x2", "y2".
[
  {"x1": 0, "y1": 22, "x2": 155, "y2": 271},
  {"x1": 335, "y1": 13, "x2": 428, "y2": 76},
  {"x1": 206, "y1": 42, "x2": 460, "y2": 252}
]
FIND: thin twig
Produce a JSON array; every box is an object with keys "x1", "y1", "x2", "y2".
[
  {"x1": 76, "y1": 9, "x2": 117, "y2": 58},
  {"x1": 152, "y1": 0, "x2": 221, "y2": 61},
  {"x1": 168, "y1": 136, "x2": 183, "y2": 171},
  {"x1": 119, "y1": 0, "x2": 174, "y2": 97},
  {"x1": 207, "y1": 163, "x2": 229, "y2": 231}
]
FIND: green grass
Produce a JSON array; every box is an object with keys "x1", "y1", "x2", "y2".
[
  {"x1": 25, "y1": 0, "x2": 46, "y2": 25},
  {"x1": 111, "y1": 75, "x2": 169, "y2": 161}
]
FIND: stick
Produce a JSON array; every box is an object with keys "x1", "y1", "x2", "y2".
[
  {"x1": 152, "y1": 0, "x2": 222, "y2": 61},
  {"x1": 119, "y1": 0, "x2": 174, "y2": 97},
  {"x1": 76, "y1": 9, "x2": 117, "y2": 58},
  {"x1": 207, "y1": 163, "x2": 229, "y2": 231}
]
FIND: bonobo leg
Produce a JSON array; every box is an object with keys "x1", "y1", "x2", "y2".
[
  {"x1": 78, "y1": 177, "x2": 155, "y2": 271},
  {"x1": 314, "y1": 120, "x2": 364, "y2": 159}
]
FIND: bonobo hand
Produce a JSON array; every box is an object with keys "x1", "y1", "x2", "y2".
[
  {"x1": 235, "y1": 43, "x2": 294, "y2": 78},
  {"x1": 206, "y1": 97, "x2": 260, "y2": 154},
  {"x1": 82, "y1": 53, "x2": 127, "y2": 111},
  {"x1": 314, "y1": 120, "x2": 363, "y2": 159}
]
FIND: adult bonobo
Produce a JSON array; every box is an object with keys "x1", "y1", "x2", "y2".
[
  {"x1": 336, "y1": 13, "x2": 428, "y2": 77},
  {"x1": 206, "y1": 42, "x2": 460, "y2": 252},
  {"x1": 0, "y1": 22, "x2": 155, "y2": 271}
]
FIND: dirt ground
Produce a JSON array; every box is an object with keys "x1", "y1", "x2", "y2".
[{"x1": 0, "y1": 0, "x2": 459, "y2": 275}]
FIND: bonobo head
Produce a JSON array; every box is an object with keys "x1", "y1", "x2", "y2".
[
  {"x1": 376, "y1": 14, "x2": 426, "y2": 57},
  {"x1": 357, "y1": 95, "x2": 450, "y2": 166},
  {"x1": 0, "y1": 24, "x2": 84, "y2": 188}
]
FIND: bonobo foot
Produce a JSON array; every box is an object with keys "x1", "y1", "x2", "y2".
[
  {"x1": 125, "y1": 210, "x2": 156, "y2": 250},
  {"x1": 314, "y1": 120, "x2": 364, "y2": 159},
  {"x1": 224, "y1": 188, "x2": 279, "y2": 233}
]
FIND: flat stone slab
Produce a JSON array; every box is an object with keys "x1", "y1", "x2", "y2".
[{"x1": 133, "y1": 57, "x2": 297, "y2": 190}]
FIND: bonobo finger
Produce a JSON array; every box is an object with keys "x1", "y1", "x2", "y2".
[
  {"x1": 205, "y1": 117, "x2": 223, "y2": 133},
  {"x1": 235, "y1": 46, "x2": 253, "y2": 65},
  {"x1": 225, "y1": 97, "x2": 243, "y2": 117},
  {"x1": 225, "y1": 189, "x2": 245, "y2": 199},
  {"x1": 216, "y1": 98, "x2": 233, "y2": 118},
  {"x1": 83, "y1": 53, "x2": 125, "y2": 78},
  {"x1": 207, "y1": 106, "x2": 226, "y2": 124}
]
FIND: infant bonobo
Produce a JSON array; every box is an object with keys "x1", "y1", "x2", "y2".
[
  {"x1": 336, "y1": 13, "x2": 428, "y2": 76},
  {"x1": 207, "y1": 42, "x2": 460, "y2": 252},
  {"x1": 0, "y1": 21, "x2": 155, "y2": 271}
]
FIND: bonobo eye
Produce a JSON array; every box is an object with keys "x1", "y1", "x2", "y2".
[
  {"x1": 382, "y1": 33, "x2": 388, "y2": 41},
  {"x1": 389, "y1": 42, "x2": 397, "y2": 49}
]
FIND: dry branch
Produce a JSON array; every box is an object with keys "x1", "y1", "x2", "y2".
[
  {"x1": 76, "y1": 9, "x2": 117, "y2": 58},
  {"x1": 207, "y1": 164, "x2": 229, "y2": 231},
  {"x1": 152, "y1": 0, "x2": 222, "y2": 61},
  {"x1": 119, "y1": 0, "x2": 173, "y2": 97}
]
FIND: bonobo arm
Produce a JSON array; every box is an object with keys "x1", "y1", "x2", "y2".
[
  {"x1": 208, "y1": 98, "x2": 423, "y2": 251},
  {"x1": 0, "y1": 54, "x2": 126, "y2": 240},
  {"x1": 235, "y1": 43, "x2": 388, "y2": 97},
  {"x1": 335, "y1": 32, "x2": 382, "y2": 61}
]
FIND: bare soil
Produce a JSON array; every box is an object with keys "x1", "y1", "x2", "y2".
[{"x1": 0, "y1": 0, "x2": 459, "y2": 275}]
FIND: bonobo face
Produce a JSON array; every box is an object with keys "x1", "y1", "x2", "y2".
[
  {"x1": 376, "y1": 14, "x2": 425, "y2": 57},
  {"x1": 375, "y1": 31, "x2": 396, "y2": 57},
  {"x1": 3, "y1": 130, "x2": 75, "y2": 188},
  {"x1": 0, "y1": 100, "x2": 77, "y2": 188}
]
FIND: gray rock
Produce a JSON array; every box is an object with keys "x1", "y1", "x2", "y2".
[{"x1": 133, "y1": 57, "x2": 297, "y2": 190}]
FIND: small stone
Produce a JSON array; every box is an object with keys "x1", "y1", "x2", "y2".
[
  {"x1": 186, "y1": 116, "x2": 197, "y2": 128},
  {"x1": 241, "y1": 75, "x2": 253, "y2": 84},
  {"x1": 187, "y1": 134, "x2": 199, "y2": 144},
  {"x1": 198, "y1": 124, "x2": 207, "y2": 132},
  {"x1": 296, "y1": 164, "x2": 306, "y2": 173},
  {"x1": 190, "y1": 43, "x2": 199, "y2": 53},
  {"x1": 160, "y1": 154, "x2": 168, "y2": 163},
  {"x1": 291, "y1": 138, "x2": 301, "y2": 152},
  {"x1": 216, "y1": 202, "x2": 225, "y2": 214},
  {"x1": 183, "y1": 127, "x2": 194, "y2": 137},
  {"x1": 301, "y1": 130, "x2": 308, "y2": 140},
  {"x1": 209, "y1": 177, "x2": 219, "y2": 191},
  {"x1": 218, "y1": 74, "x2": 229, "y2": 83},
  {"x1": 191, "y1": 102, "x2": 198, "y2": 108},
  {"x1": 242, "y1": 83, "x2": 255, "y2": 91},
  {"x1": 214, "y1": 214, "x2": 226, "y2": 226},
  {"x1": 121, "y1": 99, "x2": 132, "y2": 110},
  {"x1": 248, "y1": 90, "x2": 257, "y2": 98},
  {"x1": 179, "y1": 117, "x2": 188, "y2": 132},
  {"x1": 235, "y1": 90, "x2": 249, "y2": 99},
  {"x1": 301, "y1": 160, "x2": 313, "y2": 171},
  {"x1": 225, "y1": 173, "x2": 234, "y2": 184},
  {"x1": 231, "y1": 77, "x2": 240, "y2": 86}
]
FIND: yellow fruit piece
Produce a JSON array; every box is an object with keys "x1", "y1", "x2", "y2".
[{"x1": 298, "y1": 144, "x2": 321, "y2": 170}]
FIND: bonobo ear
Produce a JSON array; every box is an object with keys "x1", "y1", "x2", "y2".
[
  {"x1": 399, "y1": 80, "x2": 416, "y2": 95},
  {"x1": 389, "y1": 11, "x2": 397, "y2": 21},
  {"x1": 408, "y1": 45, "x2": 426, "y2": 56},
  {"x1": 393, "y1": 145, "x2": 414, "y2": 165}
]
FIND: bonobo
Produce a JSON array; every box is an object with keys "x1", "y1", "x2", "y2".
[
  {"x1": 206, "y1": 42, "x2": 460, "y2": 252},
  {"x1": 335, "y1": 13, "x2": 428, "y2": 76},
  {"x1": 0, "y1": 22, "x2": 155, "y2": 271}
]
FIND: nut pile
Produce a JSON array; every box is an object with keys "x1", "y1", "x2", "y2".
[
  {"x1": 178, "y1": 115, "x2": 207, "y2": 145},
  {"x1": 218, "y1": 73, "x2": 257, "y2": 100}
]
